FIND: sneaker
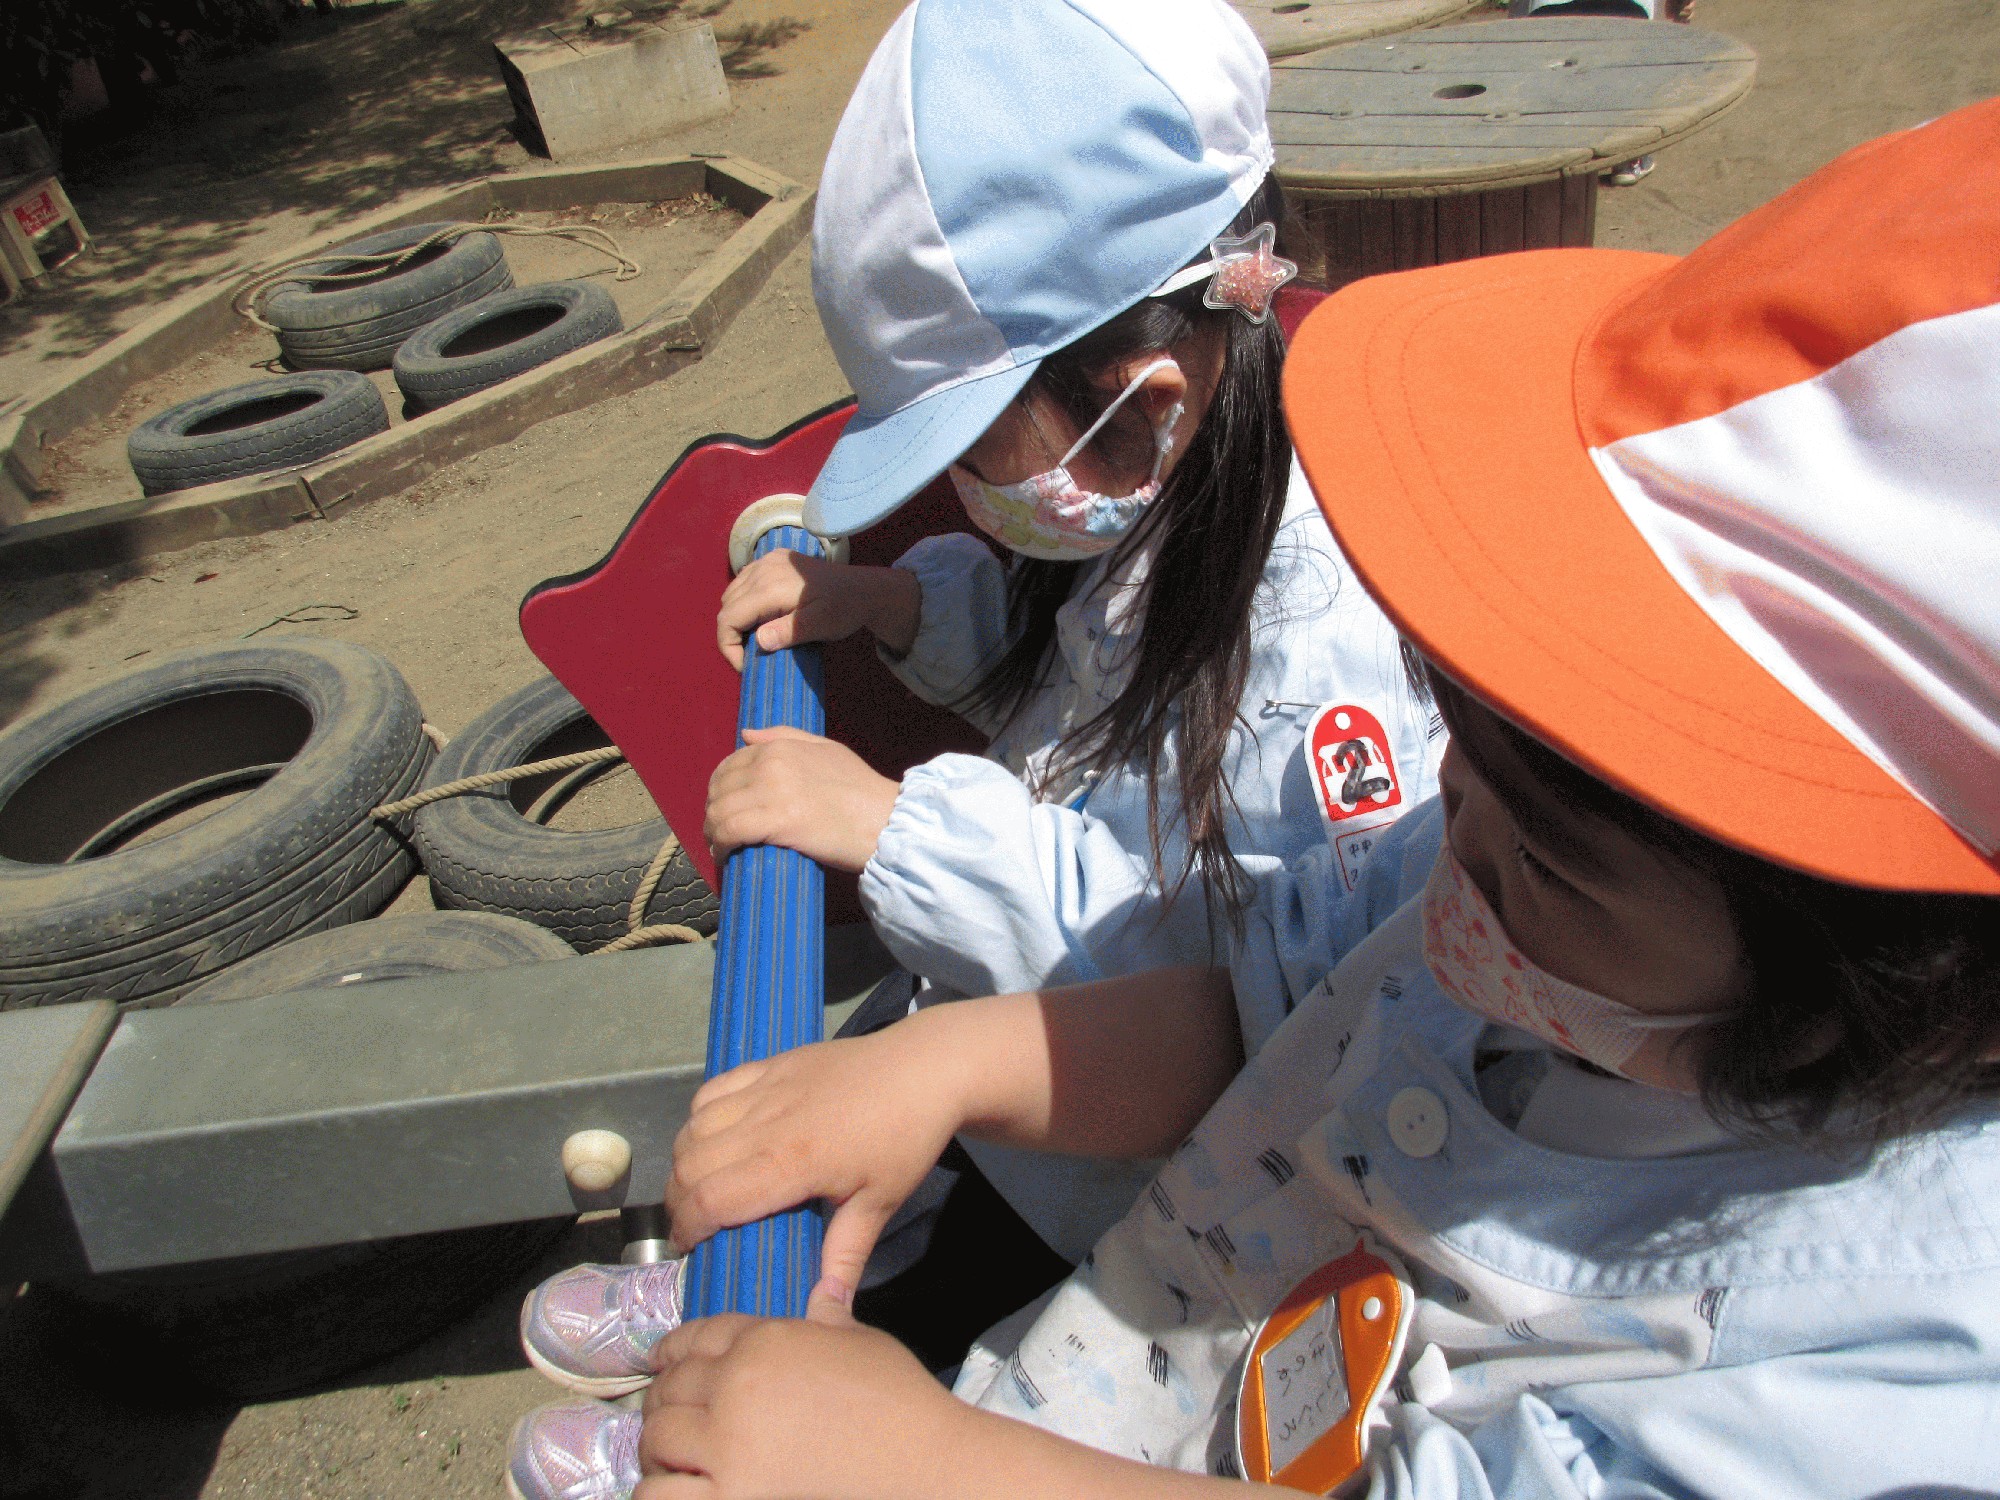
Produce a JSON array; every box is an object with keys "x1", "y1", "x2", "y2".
[
  {"x1": 507, "y1": 1401, "x2": 643, "y2": 1500},
  {"x1": 1606, "y1": 154, "x2": 1657, "y2": 186},
  {"x1": 521, "y1": 1259, "x2": 687, "y2": 1397}
]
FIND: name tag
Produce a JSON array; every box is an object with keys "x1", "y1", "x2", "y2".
[
  {"x1": 1237, "y1": 1234, "x2": 1410, "y2": 1494},
  {"x1": 1305, "y1": 703, "x2": 1405, "y2": 891}
]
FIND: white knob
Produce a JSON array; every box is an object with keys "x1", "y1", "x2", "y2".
[
  {"x1": 562, "y1": 1129, "x2": 633, "y2": 1193},
  {"x1": 726, "y1": 492, "x2": 850, "y2": 574}
]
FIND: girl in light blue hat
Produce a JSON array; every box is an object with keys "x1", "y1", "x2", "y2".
[
  {"x1": 697, "y1": 0, "x2": 1443, "y2": 1292},
  {"x1": 506, "y1": 0, "x2": 1441, "y2": 1455}
]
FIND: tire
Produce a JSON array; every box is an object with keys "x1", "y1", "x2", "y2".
[
  {"x1": 262, "y1": 223, "x2": 513, "y2": 373},
  {"x1": 126, "y1": 370, "x2": 388, "y2": 496},
  {"x1": 0, "y1": 640, "x2": 430, "y2": 1010},
  {"x1": 392, "y1": 279, "x2": 623, "y2": 410},
  {"x1": 39, "y1": 1216, "x2": 572, "y2": 1402},
  {"x1": 414, "y1": 676, "x2": 716, "y2": 951},
  {"x1": 176, "y1": 909, "x2": 575, "y2": 1004}
]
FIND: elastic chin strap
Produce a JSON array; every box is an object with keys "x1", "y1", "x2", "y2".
[
  {"x1": 1152, "y1": 261, "x2": 1225, "y2": 298},
  {"x1": 1056, "y1": 357, "x2": 1179, "y2": 469}
]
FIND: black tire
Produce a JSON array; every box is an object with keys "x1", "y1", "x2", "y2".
[
  {"x1": 175, "y1": 909, "x2": 575, "y2": 1004},
  {"x1": 0, "y1": 640, "x2": 430, "y2": 1010},
  {"x1": 39, "y1": 1217, "x2": 572, "y2": 1402},
  {"x1": 414, "y1": 675, "x2": 716, "y2": 951},
  {"x1": 126, "y1": 370, "x2": 388, "y2": 496},
  {"x1": 262, "y1": 223, "x2": 513, "y2": 373},
  {"x1": 392, "y1": 279, "x2": 623, "y2": 410}
]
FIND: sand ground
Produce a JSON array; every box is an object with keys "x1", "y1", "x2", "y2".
[{"x1": 0, "y1": 1, "x2": 1995, "y2": 1495}]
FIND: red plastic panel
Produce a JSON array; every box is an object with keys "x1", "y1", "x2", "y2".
[{"x1": 519, "y1": 401, "x2": 988, "y2": 924}]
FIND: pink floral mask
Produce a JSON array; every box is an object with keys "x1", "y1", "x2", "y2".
[
  {"x1": 1420, "y1": 845, "x2": 1727, "y2": 1078},
  {"x1": 949, "y1": 359, "x2": 1183, "y2": 562}
]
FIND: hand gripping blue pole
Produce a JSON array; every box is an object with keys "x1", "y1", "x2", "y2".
[{"x1": 683, "y1": 524, "x2": 826, "y2": 1320}]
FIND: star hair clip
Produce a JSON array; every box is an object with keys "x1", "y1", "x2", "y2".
[{"x1": 1150, "y1": 222, "x2": 1299, "y2": 325}]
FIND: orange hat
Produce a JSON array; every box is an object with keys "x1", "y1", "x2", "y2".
[{"x1": 1284, "y1": 98, "x2": 2000, "y2": 896}]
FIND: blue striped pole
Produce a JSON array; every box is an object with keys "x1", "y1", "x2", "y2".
[{"x1": 683, "y1": 524, "x2": 826, "y2": 1320}]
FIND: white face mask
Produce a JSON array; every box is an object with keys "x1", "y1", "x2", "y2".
[
  {"x1": 1420, "y1": 845, "x2": 1727, "y2": 1078},
  {"x1": 949, "y1": 359, "x2": 1185, "y2": 562}
]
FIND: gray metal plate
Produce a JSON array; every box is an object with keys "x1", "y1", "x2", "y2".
[
  {"x1": 0, "y1": 924, "x2": 893, "y2": 1278},
  {"x1": 0, "y1": 1000, "x2": 115, "y2": 1219}
]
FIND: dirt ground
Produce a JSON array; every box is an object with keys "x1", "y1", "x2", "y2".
[
  {"x1": 1, "y1": 0, "x2": 1996, "y2": 1496},
  {"x1": 33, "y1": 196, "x2": 745, "y2": 517}
]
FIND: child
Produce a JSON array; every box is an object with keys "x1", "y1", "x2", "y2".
[
  {"x1": 510, "y1": 97, "x2": 2000, "y2": 1500},
  {"x1": 515, "y1": 0, "x2": 1442, "y2": 1396}
]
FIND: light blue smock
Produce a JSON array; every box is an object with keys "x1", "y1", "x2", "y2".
[
  {"x1": 957, "y1": 800, "x2": 2000, "y2": 1498},
  {"x1": 859, "y1": 461, "x2": 1443, "y2": 1260}
]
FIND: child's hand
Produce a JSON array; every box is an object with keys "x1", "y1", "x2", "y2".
[
  {"x1": 665, "y1": 1023, "x2": 964, "y2": 1311},
  {"x1": 716, "y1": 551, "x2": 922, "y2": 671},
  {"x1": 635, "y1": 1314, "x2": 965, "y2": 1500},
  {"x1": 704, "y1": 726, "x2": 901, "y2": 872}
]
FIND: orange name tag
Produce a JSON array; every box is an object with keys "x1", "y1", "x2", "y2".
[{"x1": 1237, "y1": 1234, "x2": 1411, "y2": 1494}]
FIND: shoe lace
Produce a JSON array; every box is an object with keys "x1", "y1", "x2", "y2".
[
  {"x1": 617, "y1": 1261, "x2": 684, "y2": 1330},
  {"x1": 606, "y1": 1410, "x2": 644, "y2": 1488}
]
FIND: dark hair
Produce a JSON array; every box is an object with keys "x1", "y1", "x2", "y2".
[
  {"x1": 956, "y1": 178, "x2": 1294, "y2": 925},
  {"x1": 1427, "y1": 668, "x2": 2000, "y2": 1145}
]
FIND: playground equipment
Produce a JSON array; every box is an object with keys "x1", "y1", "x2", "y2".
[{"x1": 0, "y1": 404, "x2": 978, "y2": 1341}]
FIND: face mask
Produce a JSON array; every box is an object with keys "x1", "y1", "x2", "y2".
[
  {"x1": 949, "y1": 359, "x2": 1185, "y2": 562},
  {"x1": 1420, "y1": 845, "x2": 1727, "y2": 1078}
]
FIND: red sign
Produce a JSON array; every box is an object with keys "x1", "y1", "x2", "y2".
[
  {"x1": 12, "y1": 190, "x2": 60, "y2": 238},
  {"x1": 1306, "y1": 702, "x2": 1402, "y2": 825}
]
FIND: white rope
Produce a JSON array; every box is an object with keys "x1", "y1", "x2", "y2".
[
  {"x1": 371, "y1": 744, "x2": 703, "y2": 952},
  {"x1": 235, "y1": 222, "x2": 642, "y2": 332}
]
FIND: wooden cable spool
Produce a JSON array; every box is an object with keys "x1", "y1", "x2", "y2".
[{"x1": 1270, "y1": 18, "x2": 1756, "y2": 286}]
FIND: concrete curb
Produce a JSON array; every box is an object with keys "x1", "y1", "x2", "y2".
[{"x1": 0, "y1": 155, "x2": 813, "y2": 580}]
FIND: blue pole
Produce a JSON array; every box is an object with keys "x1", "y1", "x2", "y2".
[{"x1": 683, "y1": 524, "x2": 826, "y2": 1320}]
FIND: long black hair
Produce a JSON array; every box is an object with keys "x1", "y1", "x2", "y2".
[
  {"x1": 1429, "y1": 668, "x2": 2000, "y2": 1146},
  {"x1": 954, "y1": 178, "x2": 1295, "y2": 925}
]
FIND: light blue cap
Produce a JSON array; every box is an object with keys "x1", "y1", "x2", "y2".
[{"x1": 802, "y1": 0, "x2": 1275, "y2": 538}]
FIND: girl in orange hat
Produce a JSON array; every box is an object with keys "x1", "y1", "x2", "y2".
[{"x1": 514, "y1": 97, "x2": 2000, "y2": 1500}]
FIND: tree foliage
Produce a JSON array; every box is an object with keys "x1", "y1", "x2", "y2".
[{"x1": 2, "y1": 0, "x2": 288, "y2": 136}]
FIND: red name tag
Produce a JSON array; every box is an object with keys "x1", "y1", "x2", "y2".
[
  {"x1": 1307, "y1": 703, "x2": 1402, "y2": 824},
  {"x1": 1306, "y1": 704, "x2": 1403, "y2": 891}
]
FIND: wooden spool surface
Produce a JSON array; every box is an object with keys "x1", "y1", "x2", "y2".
[
  {"x1": 1269, "y1": 18, "x2": 1754, "y2": 287},
  {"x1": 1230, "y1": 0, "x2": 1482, "y2": 60},
  {"x1": 1270, "y1": 18, "x2": 1756, "y2": 193}
]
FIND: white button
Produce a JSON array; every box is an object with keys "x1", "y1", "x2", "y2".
[
  {"x1": 1360, "y1": 1296, "x2": 1383, "y2": 1322},
  {"x1": 1387, "y1": 1087, "x2": 1448, "y2": 1158}
]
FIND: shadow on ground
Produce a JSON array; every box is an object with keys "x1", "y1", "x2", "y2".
[
  {"x1": 0, "y1": 0, "x2": 808, "y2": 735},
  {"x1": 0, "y1": 0, "x2": 809, "y2": 369},
  {"x1": 0, "y1": 563, "x2": 157, "y2": 733},
  {"x1": 0, "y1": 1214, "x2": 621, "y2": 1499}
]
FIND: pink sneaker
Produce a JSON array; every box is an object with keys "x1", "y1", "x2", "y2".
[
  {"x1": 507, "y1": 1401, "x2": 642, "y2": 1500},
  {"x1": 520, "y1": 1259, "x2": 686, "y2": 1397}
]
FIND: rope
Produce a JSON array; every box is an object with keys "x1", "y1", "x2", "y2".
[
  {"x1": 234, "y1": 222, "x2": 643, "y2": 333},
  {"x1": 369, "y1": 743, "x2": 703, "y2": 953},
  {"x1": 599, "y1": 919, "x2": 705, "y2": 954},
  {"x1": 626, "y1": 826, "x2": 684, "y2": 932},
  {"x1": 370, "y1": 745, "x2": 623, "y2": 819}
]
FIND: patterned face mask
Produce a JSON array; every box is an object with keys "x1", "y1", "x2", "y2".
[
  {"x1": 1420, "y1": 844, "x2": 1727, "y2": 1079},
  {"x1": 949, "y1": 359, "x2": 1184, "y2": 562}
]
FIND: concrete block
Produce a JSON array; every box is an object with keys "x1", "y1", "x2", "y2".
[{"x1": 496, "y1": 14, "x2": 731, "y2": 162}]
